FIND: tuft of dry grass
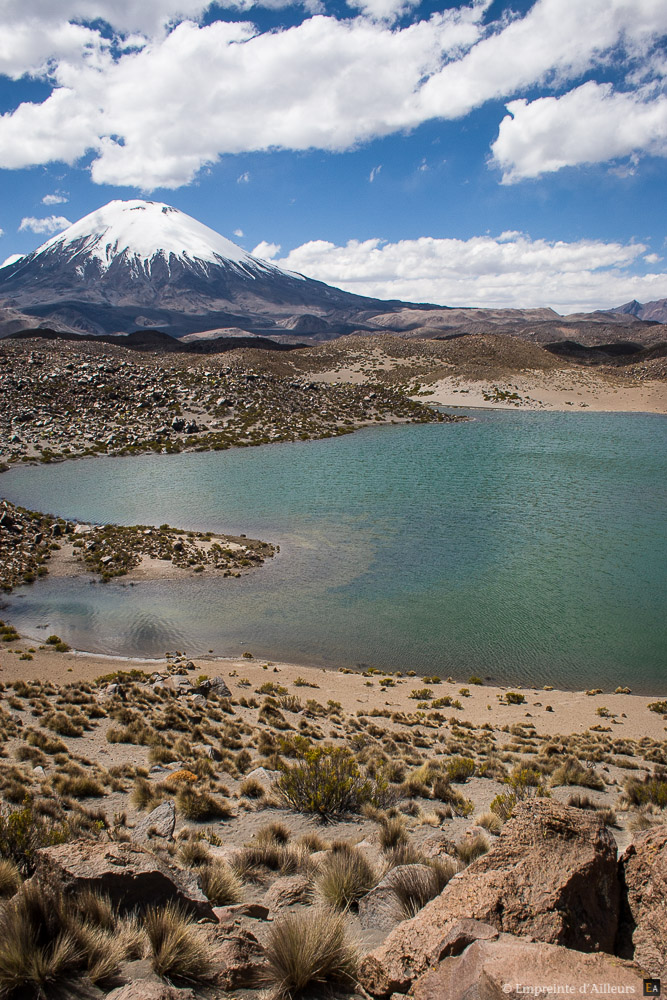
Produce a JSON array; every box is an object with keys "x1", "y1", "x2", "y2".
[
  {"x1": 387, "y1": 860, "x2": 455, "y2": 919},
  {"x1": 378, "y1": 815, "x2": 408, "y2": 851},
  {"x1": 314, "y1": 846, "x2": 377, "y2": 911},
  {"x1": 265, "y1": 907, "x2": 358, "y2": 998},
  {"x1": 476, "y1": 811, "x2": 503, "y2": 835},
  {"x1": 199, "y1": 859, "x2": 245, "y2": 906},
  {"x1": 255, "y1": 820, "x2": 291, "y2": 847},
  {"x1": 457, "y1": 834, "x2": 490, "y2": 866},
  {"x1": 144, "y1": 902, "x2": 213, "y2": 983},
  {"x1": 0, "y1": 859, "x2": 21, "y2": 898},
  {"x1": 176, "y1": 787, "x2": 234, "y2": 821}
]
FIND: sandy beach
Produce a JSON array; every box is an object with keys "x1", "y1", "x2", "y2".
[
  {"x1": 1, "y1": 638, "x2": 664, "y2": 742},
  {"x1": 418, "y1": 372, "x2": 667, "y2": 413}
]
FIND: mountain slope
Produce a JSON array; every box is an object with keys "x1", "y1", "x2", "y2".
[
  {"x1": 0, "y1": 200, "x2": 417, "y2": 338},
  {"x1": 612, "y1": 297, "x2": 667, "y2": 324}
]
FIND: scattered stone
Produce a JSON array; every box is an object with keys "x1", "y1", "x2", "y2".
[
  {"x1": 213, "y1": 902, "x2": 270, "y2": 922},
  {"x1": 264, "y1": 874, "x2": 312, "y2": 910}
]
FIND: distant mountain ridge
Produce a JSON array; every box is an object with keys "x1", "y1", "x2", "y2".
[
  {"x1": 0, "y1": 199, "x2": 664, "y2": 346},
  {"x1": 611, "y1": 298, "x2": 667, "y2": 324}
]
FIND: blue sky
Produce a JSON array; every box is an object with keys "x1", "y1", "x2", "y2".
[{"x1": 0, "y1": 0, "x2": 666, "y2": 312}]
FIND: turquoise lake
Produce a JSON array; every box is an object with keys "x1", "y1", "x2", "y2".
[{"x1": 1, "y1": 409, "x2": 665, "y2": 692}]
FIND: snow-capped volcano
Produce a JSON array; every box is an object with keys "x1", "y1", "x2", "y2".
[{"x1": 0, "y1": 199, "x2": 397, "y2": 339}]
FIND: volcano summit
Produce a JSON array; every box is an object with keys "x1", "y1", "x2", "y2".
[{"x1": 0, "y1": 200, "x2": 411, "y2": 340}]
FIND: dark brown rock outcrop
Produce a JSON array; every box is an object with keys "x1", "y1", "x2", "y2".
[
  {"x1": 616, "y1": 824, "x2": 667, "y2": 976},
  {"x1": 33, "y1": 841, "x2": 217, "y2": 921},
  {"x1": 358, "y1": 799, "x2": 619, "y2": 996}
]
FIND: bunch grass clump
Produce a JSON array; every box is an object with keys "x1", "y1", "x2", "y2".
[
  {"x1": 265, "y1": 907, "x2": 358, "y2": 998},
  {"x1": 144, "y1": 902, "x2": 213, "y2": 983},
  {"x1": 314, "y1": 846, "x2": 377, "y2": 911}
]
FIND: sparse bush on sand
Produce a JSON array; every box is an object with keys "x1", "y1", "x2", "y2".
[{"x1": 275, "y1": 745, "x2": 389, "y2": 819}]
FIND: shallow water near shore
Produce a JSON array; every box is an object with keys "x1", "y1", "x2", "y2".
[{"x1": 2, "y1": 409, "x2": 666, "y2": 692}]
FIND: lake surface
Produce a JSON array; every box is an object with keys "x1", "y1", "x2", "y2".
[{"x1": 1, "y1": 410, "x2": 665, "y2": 692}]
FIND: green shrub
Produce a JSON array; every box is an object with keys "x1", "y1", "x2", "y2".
[
  {"x1": 0, "y1": 802, "x2": 70, "y2": 875},
  {"x1": 275, "y1": 746, "x2": 389, "y2": 819},
  {"x1": 446, "y1": 756, "x2": 475, "y2": 783},
  {"x1": 648, "y1": 701, "x2": 667, "y2": 714},
  {"x1": 504, "y1": 692, "x2": 525, "y2": 705},
  {"x1": 490, "y1": 767, "x2": 550, "y2": 822}
]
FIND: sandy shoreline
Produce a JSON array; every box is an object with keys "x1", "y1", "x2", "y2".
[
  {"x1": 0, "y1": 640, "x2": 664, "y2": 742},
  {"x1": 413, "y1": 372, "x2": 667, "y2": 413}
]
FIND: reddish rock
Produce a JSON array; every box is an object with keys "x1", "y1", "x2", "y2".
[
  {"x1": 617, "y1": 824, "x2": 667, "y2": 977},
  {"x1": 410, "y1": 934, "x2": 644, "y2": 1000},
  {"x1": 106, "y1": 985, "x2": 194, "y2": 1000},
  {"x1": 207, "y1": 926, "x2": 267, "y2": 989},
  {"x1": 213, "y1": 902, "x2": 270, "y2": 922},
  {"x1": 263, "y1": 874, "x2": 312, "y2": 910},
  {"x1": 33, "y1": 841, "x2": 216, "y2": 921},
  {"x1": 358, "y1": 799, "x2": 619, "y2": 996}
]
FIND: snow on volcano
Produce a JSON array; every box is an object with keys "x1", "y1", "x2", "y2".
[{"x1": 16, "y1": 199, "x2": 300, "y2": 280}]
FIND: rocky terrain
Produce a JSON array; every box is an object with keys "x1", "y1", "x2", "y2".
[
  {"x1": 0, "y1": 651, "x2": 664, "y2": 998},
  {"x1": 0, "y1": 337, "x2": 450, "y2": 471}
]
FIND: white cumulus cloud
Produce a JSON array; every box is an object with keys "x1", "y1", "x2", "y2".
[
  {"x1": 0, "y1": 0, "x2": 665, "y2": 188},
  {"x1": 492, "y1": 82, "x2": 667, "y2": 182},
  {"x1": 42, "y1": 193, "x2": 69, "y2": 205},
  {"x1": 274, "y1": 232, "x2": 666, "y2": 313},
  {"x1": 18, "y1": 215, "x2": 72, "y2": 234},
  {"x1": 252, "y1": 240, "x2": 281, "y2": 259}
]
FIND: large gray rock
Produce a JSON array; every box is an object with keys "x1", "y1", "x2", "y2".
[
  {"x1": 358, "y1": 799, "x2": 619, "y2": 997},
  {"x1": 410, "y1": 933, "x2": 645, "y2": 1000},
  {"x1": 34, "y1": 841, "x2": 216, "y2": 921},
  {"x1": 617, "y1": 824, "x2": 667, "y2": 977},
  {"x1": 131, "y1": 800, "x2": 176, "y2": 842}
]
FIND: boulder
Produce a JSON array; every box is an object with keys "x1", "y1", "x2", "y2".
[
  {"x1": 358, "y1": 865, "x2": 433, "y2": 932},
  {"x1": 196, "y1": 676, "x2": 231, "y2": 698},
  {"x1": 410, "y1": 933, "x2": 645, "y2": 1000},
  {"x1": 264, "y1": 874, "x2": 312, "y2": 910},
  {"x1": 358, "y1": 799, "x2": 619, "y2": 997},
  {"x1": 164, "y1": 675, "x2": 194, "y2": 695},
  {"x1": 213, "y1": 902, "x2": 270, "y2": 922},
  {"x1": 131, "y1": 800, "x2": 176, "y2": 842},
  {"x1": 106, "y1": 985, "x2": 194, "y2": 1000},
  {"x1": 33, "y1": 841, "x2": 216, "y2": 921},
  {"x1": 207, "y1": 926, "x2": 267, "y2": 989},
  {"x1": 616, "y1": 824, "x2": 667, "y2": 977}
]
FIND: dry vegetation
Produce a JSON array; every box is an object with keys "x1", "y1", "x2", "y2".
[{"x1": 0, "y1": 652, "x2": 664, "y2": 997}]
